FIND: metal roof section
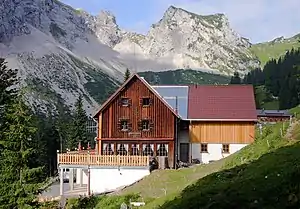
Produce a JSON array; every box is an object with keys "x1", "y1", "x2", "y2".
[
  {"x1": 151, "y1": 85, "x2": 189, "y2": 119},
  {"x1": 256, "y1": 109, "x2": 292, "y2": 117}
]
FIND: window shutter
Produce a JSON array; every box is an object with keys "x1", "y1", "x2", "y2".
[
  {"x1": 137, "y1": 120, "x2": 143, "y2": 130},
  {"x1": 128, "y1": 99, "x2": 132, "y2": 106},
  {"x1": 139, "y1": 98, "x2": 143, "y2": 106},
  {"x1": 149, "y1": 120, "x2": 154, "y2": 131},
  {"x1": 118, "y1": 99, "x2": 122, "y2": 106},
  {"x1": 117, "y1": 119, "x2": 122, "y2": 130},
  {"x1": 149, "y1": 98, "x2": 153, "y2": 105},
  {"x1": 128, "y1": 122, "x2": 132, "y2": 131}
]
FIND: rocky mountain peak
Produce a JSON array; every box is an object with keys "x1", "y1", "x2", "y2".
[
  {"x1": 115, "y1": 5, "x2": 257, "y2": 74},
  {"x1": 161, "y1": 5, "x2": 228, "y2": 28},
  {"x1": 1, "y1": 1, "x2": 261, "y2": 115},
  {"x1": 96, "y1": 10, "x2": 117, "y2": 26}
]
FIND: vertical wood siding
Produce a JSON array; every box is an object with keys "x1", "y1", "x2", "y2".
[
  {"x1": 189, "y1": 121, "x2": 255, "y2": 144},
  {"x1": 100, "y1": 77, "x2": 176, "y2": 139}
]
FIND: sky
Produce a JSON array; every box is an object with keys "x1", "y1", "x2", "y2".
[{"x1": 61, "y1": 0, "x2": 300, "y2": 43}]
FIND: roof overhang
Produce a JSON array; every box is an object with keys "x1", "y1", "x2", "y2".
[{"x1": 92, "y1": 74, "x2": 181, "y2": 119}]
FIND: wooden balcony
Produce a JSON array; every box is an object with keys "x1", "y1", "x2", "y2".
[{"x1": 57, "y1": 153, "x2": 150, "y2": 167}]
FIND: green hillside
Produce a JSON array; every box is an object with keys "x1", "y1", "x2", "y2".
[
  {"x1": 138, "y1": 69, "x2": 230, "y2": 85},
  {"x1": 250, "y1": 33, "x2": 300, "y2": 66},
  {"x1": 123, "y1": 120, "x2": 300, "y2": 209},
  {"x1": 64, "y1": 107, "x2": 300, "y2": 208}
]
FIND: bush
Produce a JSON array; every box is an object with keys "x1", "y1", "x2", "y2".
[
  {"x1": 65, "y1": 195, "x2": 100, "y2": 209},
  {"x1": 65, "y1": 194, "x2": 140, "y2": 209},
  {"x1": 95, "y1": 194, "x2": 140, "y2": 209}
]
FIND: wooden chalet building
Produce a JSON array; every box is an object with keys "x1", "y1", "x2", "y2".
[{"x1": 93, "y1": 74, "x2": 257, "y2": 167}]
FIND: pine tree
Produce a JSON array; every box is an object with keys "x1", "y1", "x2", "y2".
[
  {"x1": 0, "y1": 94, "x2": 44, "y2": 208},
  {"x1": 68, "y1": 95, "x2": 88, "y2": 150},
  {"x1": 0, "y1": 58, "x2": 18, "y2": 126},
  {"x1": 124, "y1": 68, "x2": 131, "y2": 82},
  {"x1": 230, "y1": 72, "x2": 242, "y2": 84}
]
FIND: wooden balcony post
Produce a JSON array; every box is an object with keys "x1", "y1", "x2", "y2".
[
  {"x1": 87, "y1": 151, "x2": 91, "y2": 196},
  {"x1": 69, "y1": 168, "x2": 74, "y2": 191},
  {"x1": 59, "y1": 167, "x2": 64, "y2": 196}
]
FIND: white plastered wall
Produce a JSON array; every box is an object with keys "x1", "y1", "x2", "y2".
[
  {"x1": 84, "y1": 167, "x2": 150, "y2": 194},
  {"x1": 191, "y1": 143, "x2": 248, "y2": 164}
]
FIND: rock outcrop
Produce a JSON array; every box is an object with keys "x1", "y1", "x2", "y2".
[{"x1": 0, "y1": 1, "x2": 259, "y2": 114}]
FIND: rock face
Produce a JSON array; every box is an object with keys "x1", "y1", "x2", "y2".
[
  {"x1": 0, "y1": 2, "x2": 259, "y2": 114},
  {"x1": 114, "y1": 6, "x2": 260, "y2": 74},
  {"x1": 0, "y1": 0, "x2": 126, "y2": 115}
]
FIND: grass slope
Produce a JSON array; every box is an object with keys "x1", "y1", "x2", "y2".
[
  {"x1": 64, "y1": 109, "x2": 300, "y2": 209},
  {"x1": 250, "y1": 34, "x2": 300, "y2": 66},
  {"x1": 115, "y1": 120, "x2": 300, "y2": 209},
  {"x1": 138, "y1": 69, "x2": 230, "y2": 85}
]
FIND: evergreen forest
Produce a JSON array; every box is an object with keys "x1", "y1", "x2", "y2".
[{"x1": 230, "y1": 48, "x2": 300, "y2": 110}]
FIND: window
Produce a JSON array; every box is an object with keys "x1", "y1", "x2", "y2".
[
  {"x1": 200, "y1": 144, "x2": 208, "y2": 153},
  {"x1": 120, "y1": 98, "x2": 129, "y2": 106},
  {"x1": 142, "y1": 98, "x2": 150, "y2": 106},
  {"x1": 142, "y1": 144, "x2": 154, "y2": 156},
  {"x1": 142, "y1": 120, "x2": 150, "y2": 131},
  {"x1": 120, "y1": 120, "x2": 128, "y2": 131},
  {"x1": 222, "y1": 144, "x2": 230, "y2": 153},
  {"x1": 156, "y1": 144, "x2": 168, "y2": 156},
  {"x1": 102, "y1": 143, "x2": 114, "y2": 155},
  {"x1": 117, "y1": 143, "x2": 128, "y2": 155},
  {"x1": 131, "y1": 144, "x2": 139, "y2": 155}
]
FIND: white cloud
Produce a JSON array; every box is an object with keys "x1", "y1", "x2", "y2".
[{"x1": 152, "y1": 0, "x2": 300, "y2": 43}]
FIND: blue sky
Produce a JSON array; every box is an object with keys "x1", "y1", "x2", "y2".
[{"x1": 62, "y1": 0, "x2": 300, "y2": 43}]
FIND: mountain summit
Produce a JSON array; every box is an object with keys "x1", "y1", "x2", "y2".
[
  {"x1": 0, "y1": 1, "x2": 259, "y2": 114},
  {"x1": 113, "y1": 5, "x2": 259, "y2": 73}
]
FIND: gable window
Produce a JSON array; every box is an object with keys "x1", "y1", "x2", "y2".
[
  {"x1": 222, "y1": 144, "x2": 230, "y2": 153},
  {"x1": 142, "y1": 98, "x2": 151, "y2": 106},
  {"x1": 121, "y1": 120, "x2": 128, "y2": 131},
  {"x1": 142, "y1": 120, "x2": 150, "y2": 131},
  {"x1": 118, "y1": 119, "x2": 130, "y2": 131},
  {"x1": 200, "y1": 144, "x2": 208, "y2": 153},
  {"x1": 120, "y1": 98, "x2": 130, "y2": 107}
]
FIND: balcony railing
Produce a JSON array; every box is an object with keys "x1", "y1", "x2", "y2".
[{"x1": 58, "y1": 153, "x2": 150, "y2": 167}]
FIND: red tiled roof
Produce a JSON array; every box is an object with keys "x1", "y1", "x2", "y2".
[{"x1": 188, "y1": 85, "x2": 257, "y2": 121}]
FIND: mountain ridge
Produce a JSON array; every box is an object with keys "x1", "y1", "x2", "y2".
[
  {"x1": 250, "y1": 32, "x2": 300, "y2": 66},
  {"x1": 0, "y1": 1, "x2": 260, "y2": 114}
]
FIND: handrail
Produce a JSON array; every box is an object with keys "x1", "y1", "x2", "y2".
[{"x1": 58, "y1": 153, "x2": 149, "y2": 167}]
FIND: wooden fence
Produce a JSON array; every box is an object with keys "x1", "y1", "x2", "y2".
[{"x1": 58, "y1": 153, "x2": 149, "y2": 167}]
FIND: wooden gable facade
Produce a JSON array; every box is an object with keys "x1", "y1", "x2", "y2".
[{"x1": 95, "y1": 75, "x2": 178, "y2": 168}]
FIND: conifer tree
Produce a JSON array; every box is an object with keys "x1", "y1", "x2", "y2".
[
  {"x1": 0, "y1": 58, "x2": 18, "y2": 125},
  {"x1": 68, "y1": 95, "x2": 88, "y2": 150},
  {"x1": 0, "y1": 94, "x2": 44, "y2": 208},
  {"x1": 124, "y1": 68, "x2": 131, "y2": 82},
  {"x1": 230, "y1": 71, "x2": 242, "y2": 84}
]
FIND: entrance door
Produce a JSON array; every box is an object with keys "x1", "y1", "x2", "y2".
[{"x1": 180, "y1": 143, "x2": 189, "y2": 163}]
